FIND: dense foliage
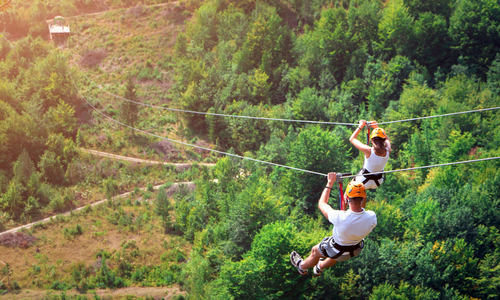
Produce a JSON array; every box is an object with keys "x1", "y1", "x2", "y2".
[{"x1": 168, "y1": 0, "x2": 500, "y2": 299}]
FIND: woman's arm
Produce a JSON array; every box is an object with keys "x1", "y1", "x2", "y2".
[
  {"x1": 349, "y1": 120, "x2": 371, "y2": 157},
  {"x1": 385, "y1": 137, "x2": 392, "y2": 154}
]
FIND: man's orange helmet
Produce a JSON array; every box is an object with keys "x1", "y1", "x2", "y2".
[
  {"x1": 346, "y1": 181, "x2": 366, "y2": 198},
  {"x1": 370, "y1": 128, "x2": 387, "y2": 139}
]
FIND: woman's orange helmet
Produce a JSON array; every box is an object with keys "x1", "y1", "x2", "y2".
[
  {"x1": 346, "y1": 181, "x2": 366, "y2": 198},
  {"x1": 370, "y1": 128, "x2": 387, "y2": 139}
]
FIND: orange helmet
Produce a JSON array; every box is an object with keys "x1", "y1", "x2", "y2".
[
  {"x1": 346, "y1": 181, "x2": 366, "y2": 198},
  {"x1": 370, "y1": 128, "x2": 387, "y2": 139}
]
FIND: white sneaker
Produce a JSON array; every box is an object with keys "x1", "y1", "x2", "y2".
[
  {"x1": 313, "y1": 261, "x2": 322, "y2": 277},
  {"x1": 290, "y1": 251, "x2": 308, "y2": 275}
]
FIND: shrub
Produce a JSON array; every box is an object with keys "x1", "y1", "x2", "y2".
[
  {"x1": 49, "y1": 194, "x2": 67, "y2": 212},
  {"x1": 50, "y1": 280, "x2": 71, "y2": 291},
  {"x1": 106, "y1": 104, "x2": 118, "y2": 117},
  {"x1": 95, "y1": 249, "x2": 112, "y2": 260},
  {"x1": 103, "y1": 177, "x2": 119, "y2": 200},
  {"x1": 137, "y1": 67, "x2": 154, "y2": 81},
  {"x1": 92, "y1": 257, "x2": 126, "y2": 289},
  {"x1": 32, "y1": 264, "x2": 41, "y2": 275},
  {"x1": 82, "y1": 205, "x2": 92, "y2": 214},
  {"x1": 63, "y1": 224, "x2": 83, "y2": 239},
  {"x1": 11, "y1": 280, "x2": 20, "y2": 290},
  {"x1": 147, "y1": 183, "x2": 154, "y2": 192},
  {"x1": 133, "y1": 187, "x2": 140, "y2": 195}
]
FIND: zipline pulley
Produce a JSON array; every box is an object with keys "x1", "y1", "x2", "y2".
[
  {"x1": 366, "y1": 121, "x2": 372, "y2": 145},
  {"x1": 336, "y1": 172, "x2": 351, "y2": 211}
]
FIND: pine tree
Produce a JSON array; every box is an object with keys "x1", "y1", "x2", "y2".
[
  {"x1": 154, "y1": 187, "x2": 172, "y2": 234},
  {"x1": 120, "y1": 77, "x2": 139, "y2": 133}
]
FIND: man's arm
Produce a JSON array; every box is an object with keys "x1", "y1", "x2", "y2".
[{"x1": 319, "y1": 172, "x2": 337, "y2": 219}]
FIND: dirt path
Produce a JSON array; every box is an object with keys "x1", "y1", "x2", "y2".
[
  {"x1": 0, "y1": 286, "x2": 185, "y2": 300},
  {"x1": 82, "y1": 148, "x2": 216, "y2": 169},
  {"x1": 0, "y1": 181, "x2": 196, "y2": 237},
  {"x1": 0, "y1": 149, "x2": 213, "y2": 236}
]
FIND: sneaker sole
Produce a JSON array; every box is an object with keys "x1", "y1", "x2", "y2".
[{"x1": 290, "y1": 251, "x2": 308, "y2": 276}]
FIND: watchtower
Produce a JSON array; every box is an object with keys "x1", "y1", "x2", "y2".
[{"x1": 48, "y1": 16, "x2": 71, "y2": 40}]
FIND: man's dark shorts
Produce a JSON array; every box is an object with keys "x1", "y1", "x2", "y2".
[{"x1": 318, "y1": 236, "x2": 364, "y2": 262}]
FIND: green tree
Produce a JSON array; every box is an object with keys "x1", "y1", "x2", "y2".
[
  {"x1": 103, "y1": 177, "x2": 118, "y2": 200},
  {"x1": 224, "y1": 171, "x2": 290, "y2": 258},
  {"x1": 225, "y1": 101, "x2": 270, "y2": 153},
  {"x1": 0, "y1": 263, "x2": 12, "y2": 288},
  {"x1": 412, "y1": 12, "x2": 452, "y2": 75},
  {"x1": 364, "y1": 56, "x2": 415, "y2": 117},
  {"x1": 448, "y1": 0, "x2": 500, "y2": 78},
  {"x1": 119, "y1": 77, "x2": 139, "y2": 130},
  {"x1": 213, "y1": 221, "x2": 314, "y2": 299},
  {"x1": 155, "y1": 187, "x2": 172, "y2": 234},
  {"x1": 13, "y1": 149, "x2": 36, "y2": 185},
  {"x1": 375, "y1": 0, "x2": 414, "y2": 60},
  {"x1": 233, "y1": 3, "x2": 292, "y2": 76},
  {"x1": 370, "y1": 281, "x2": 440, "y2": 300},
  {"x1": 38, "y1": 150, "x2": 65, "y2": 184},
  {"x1": 45, "y1": 100, "x2": 77, "y2": 138},
  {"x1": 285, "y1": 125, "x2": 350, "y2": 215},
  {"x1": 289, "y1": 86, "x2": 328, "y2": 121},
  {"x1": 487, "y1": 53, "x2": 500, "y2": 95},
  {"x1": 403, "y1": 0, "x2": 453, "y2": 19}
]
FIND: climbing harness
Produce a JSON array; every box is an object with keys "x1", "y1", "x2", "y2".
[
  {"x1": 336, "y1": 173, "x2": 351, "y2": 210},
  {"x1": 366, "y1": 122, "x2": 371, "y2": 145},
  {"x1": 357, "y1": 168, "x2": 384, "y2": 187},
  {"x1": 330, "y1": 239, "x2": 364, "y2": 260},
  {"x1": 357, "y1": 122, "x2": 388, "y2": 189}
]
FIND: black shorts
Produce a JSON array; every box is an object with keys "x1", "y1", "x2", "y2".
[{"x1": 318, "y1": 236, "x2": 364, "y2": 262}]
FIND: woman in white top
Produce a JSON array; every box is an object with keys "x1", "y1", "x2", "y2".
[{"x1": 349, "y1": 120, "x2": 391, "y2": 190}]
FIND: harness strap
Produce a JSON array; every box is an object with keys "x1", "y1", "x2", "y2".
[
  {"x1": 360, "y1": 168, "x2": 383, "y2": 187},
  {"x1": 330, "y1": 242, "x2": 362, "y2": 260}
]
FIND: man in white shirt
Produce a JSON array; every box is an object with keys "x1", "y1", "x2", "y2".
[{"x1": 290, "y1": 172, "x2": 377, "y2": 276}]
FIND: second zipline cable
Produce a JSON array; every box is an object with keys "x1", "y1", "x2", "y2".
[{"x1": 55, "y1": 31, "x2": 500, "y2": 179}]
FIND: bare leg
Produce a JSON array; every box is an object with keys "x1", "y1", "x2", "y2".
[
  {"x1": 300, "y1": 244, "x2": 325, "y2": 269},
  {"x1": 319, "y1": 258, "x2": 337, "y2": 270}
]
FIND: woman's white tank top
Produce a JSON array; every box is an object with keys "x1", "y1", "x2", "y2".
[{"x1": 362, "y1": 147, "x2": 389, "y2": 172}]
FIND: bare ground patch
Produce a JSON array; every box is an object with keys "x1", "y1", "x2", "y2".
[
  {"x1": 79, "y1": 49, "x2": 108, "y2": 68},
  {"x1": 0, "y1": 286, "x2": 185, "y2": 300}
]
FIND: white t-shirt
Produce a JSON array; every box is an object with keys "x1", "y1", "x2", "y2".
[{"x1": 327, "y1": 208, "x2": 377, "y2": 246}]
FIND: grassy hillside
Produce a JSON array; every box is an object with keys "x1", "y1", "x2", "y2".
[
  {"x1": 63, "y1": 2, "x2": 213, "y2": 162},
  {"x1": 2, "y1": 187, "x2": 189, "y2": 299}
]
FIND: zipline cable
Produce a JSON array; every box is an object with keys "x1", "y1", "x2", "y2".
[
  {"x1": 73, "y1": 65, "x2": 358, "y2": 126},
  {"x1": 72, "y1": 51, "x2": 500, "y2": 126},
  {"x1": 70, "y1": 62, "x2": 500, "y2": 179},
  {"x1": 340, "y1": 156, "x2": 500, "y2": 179},
  {"x1": 60, "y1": 55, "x2": 327, "y2": 176},
  {"x1": 0, "y1": 32, "x2": 14, "y2": 49},
  {"x1": 55, "y1": 35, "x2": 500, "y2": 179},
  {"x1": 377, "y1": 107, "x2": 500, "y2": 125},
  {"x1": 65, "y1": 21, "x2": 500, "y2": 127}
]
